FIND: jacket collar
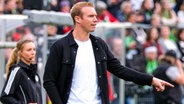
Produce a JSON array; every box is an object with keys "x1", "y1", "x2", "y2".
[
  {"x1": 17, "y1": 60, "x2": 37, "y2": 76},
  {"x1": 66, "y1": 30, "x2": 99, "y2": 47},
  {"x1": 17, "y1": 60, "x2": 31, "y2": 70},
  {"x1": 67, "y1": 30, "x2": 76, "y2": 46}
]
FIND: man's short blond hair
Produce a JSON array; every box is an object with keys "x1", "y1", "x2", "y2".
[{"x1": 70, "y1": 2, "x2": 94, "y2": 24}]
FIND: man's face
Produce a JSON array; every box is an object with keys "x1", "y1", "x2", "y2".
[
  {"x1": 112, "y1": 38, "x2": 123, "y2": 58},
  {"x1": 161, "y1": 26, "x2": 170, "y2": 39},
  {"x1": 79, "y1": 6, "x2": 98, "y2": 32},
  {"x1": 145, "y1": 52, "x2": 157, "y2": 61}
]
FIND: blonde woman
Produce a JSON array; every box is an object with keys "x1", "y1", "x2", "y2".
[
  {"x1": 159, "y1": 0, "x2": 178, "y2": 26},
  {"x1": 0, "y1": 39, "x2": 42, "y2": 104}
]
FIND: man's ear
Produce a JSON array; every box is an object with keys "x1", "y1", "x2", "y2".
[{"x1": 74, "y1": 16, "x2": 81, "y2": 24}]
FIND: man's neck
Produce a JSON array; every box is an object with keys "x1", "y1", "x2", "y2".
[{"x1": 73, "y1": 28, "x2": 90, "y2": 41}]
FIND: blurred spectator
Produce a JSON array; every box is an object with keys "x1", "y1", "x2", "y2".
[
  {"x1": 47, "y1": 24, "x2": 58, "y2": 37},
  {"x1": 153, "y1": 50, "x2": 184, "y2": 104},
  {"x1": 124, "y1": 27, "x2": 146, "y2": 73},
  {"x1": 158, "y1": 25, "x2": 181, "y2": 58},
  {"x1": 133, "y1": 27, "x2": 147, "y2": 45},
  {"x1": 12, "y1": 27, "x2": 24, "y2": 41},
  {"x1": 143, "y1": 27, "x2": 163, "y2": 56},
  {"x1": 116, "y1": 1, "x2": 133, "y2": 22},
  {"x1": 129, "y1": 0, "x2": 144, "y2": 11},
  {"x1": 4, "y1": 0, "x2": 19, "y2": 14},
  {"x1": 144, "y1": 46, "x2": 158, "y2": 74},
  {"x1": 57, "y1": 0, "x2": 72, "y2": 34},
  {"x1": 150, "y1": 13, "x2": 162, "y2": 29},
  {"x1": 59, "y1": 0, "x2": 71, "y2": 13},
  {"x1": 96, "y1": 0, "x2": 119, "y2": 22},
  {"x1": 23, "y1": 34, "x2": 35, "y2": 41},
  {"x1": 125, "y1": 29, "x2": 139, "y2": 61},
  {"x1": 132, "y1": 46, "x2": 158, "y2": 74},
  {"x1": 126, "y1": 11, "x2": 145, "y2": 24},
  {"x1": 153, "y1": 1, "x2": 162, "y2": 14},
  {"x1": 47, "y1": 0, "x2": 59, "y2": 11},
  {"x1": 154, "y1": 0, "x2": 177, "y2": 8},
  {"x1": 110, "y1": 37, "x2": 123, "y2": 61},
  {"x1": 47, "y1": 24, "x2": 58, "y2": 53},
  {"x1": 126, "y1": 12, "x2": 137, "y2": 23},
  {"x1": 16, "y1": 0, "x2": 23, "y2": 14},
  {"x1": 159, "y1": 0, "x2": 178, "y2": 26},
  {"x1": 124, "y1": 12, "x2": 147, "y2": 66},
  {"x1": 176, "y1": 29, "x2": 184, "y2": 67},
  {"x1": 177, "y1": 2, "x2": 184, "y2": 24},
  {"x1": 106, "y1": 0, "x2": 122, "y2": 20},
  {"x1": 137, "y1": 0, "x2": 154, "y2": 24},
  {"x1": 126, "y1": 12, "x2": 147, "y2": 45},
  {"x1": 23, "y1": 27, "x2": 35, "y2": 41},
  {"x1": 12, "y1": 26, "x2": 36, "y2": 41},
  {"x1": 24, "y1": 27, "x2": 33, "y2": 35}
]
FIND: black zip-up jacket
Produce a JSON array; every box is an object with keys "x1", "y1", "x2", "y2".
[
  {"x1": 0, "y1": 60, "x2": 42, "y2": 104},
  {"x1": 43, "y1": 30, "x2": 153, "y2": 104}
]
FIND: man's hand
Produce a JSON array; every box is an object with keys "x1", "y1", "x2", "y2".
[{"x1": 152, "y1": 77, "x2": 174, "y2": 92}]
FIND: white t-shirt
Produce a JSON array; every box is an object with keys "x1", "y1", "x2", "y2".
[
  {"x1": 67, "y1": 39, "x2": 101, "y2": 104},
  {"x1": 166, "y1": 66, "x2": 179, "y2": 81}
]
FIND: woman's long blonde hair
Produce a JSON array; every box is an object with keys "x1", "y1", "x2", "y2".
[{"x1": 6, "y1": 39, "x2": 34, "y2": 77}]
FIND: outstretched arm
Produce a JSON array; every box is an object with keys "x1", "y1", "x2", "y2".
[{"x1": 151, "y1": 77, "x2": 174, "y2": 92}]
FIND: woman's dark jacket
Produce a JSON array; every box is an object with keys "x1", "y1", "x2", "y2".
[
  {"x1": 153, "y1": 62, "x2": 182, "y2": 104},
  {"x1": 43, "y1": 30, "x2": 153, "y2": 104},
  {"x1": 0, "y1": 60, "x2": 42, "y2": 104}
]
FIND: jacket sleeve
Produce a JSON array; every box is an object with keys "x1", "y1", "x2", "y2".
[
  {"x1": 98, "y1": 38, "x2": 153, "y2": 86},
  {"x1": 0, "y1": 67, "x2": 24, "y2": 104},
  {"x1": 43, "y1": 41, "x2": 63, "y2": 104}
]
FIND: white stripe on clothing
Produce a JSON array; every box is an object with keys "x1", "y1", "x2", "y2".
[
  {"x1": 4, "y1": 67, "x2": 20, "y2": 95},
  {"x1": 19, "y1": 85, "x2": 27, "y2": 104}
]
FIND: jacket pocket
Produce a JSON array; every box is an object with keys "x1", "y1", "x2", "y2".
[{"x1": 61, "y1": 57, "x2": 73, "y2": 79}]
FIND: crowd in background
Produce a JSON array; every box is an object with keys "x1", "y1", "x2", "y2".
[{"x1": 1, "y1": 0, "x2": 184, "y2": 104}]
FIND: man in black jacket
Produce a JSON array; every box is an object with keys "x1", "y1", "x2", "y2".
[{"x1": 43, "y1": 2, "x2": 174, "y2": 104}]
